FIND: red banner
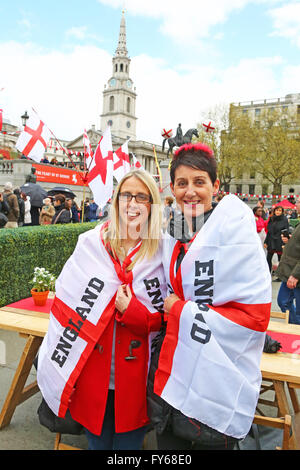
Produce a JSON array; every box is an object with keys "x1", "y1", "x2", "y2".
[{"x1": 33, "y1": 164, "x2": 85, "y2": 186}]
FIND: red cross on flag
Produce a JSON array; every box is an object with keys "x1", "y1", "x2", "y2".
[
  {"x1": 87, "y1": 126, "x2": 114, "y2": 208},
  {"x1": 131, "y1": 153, "x2": 144, "y2": 170},
  {"x1": 16, "y1": 113, "x2": 51, "y2": 162},
  {"x1": 113, "y1": 138, "x2": 131, "y2": 183}
]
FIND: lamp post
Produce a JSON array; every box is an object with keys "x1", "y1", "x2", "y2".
[{"x1": 21, "y1": 110, "x2": 29, "y2": 127}]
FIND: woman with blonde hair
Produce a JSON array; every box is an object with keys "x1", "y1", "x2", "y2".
[{"x1": 37, "y1": 169, "x2": 166, "y2": 450}]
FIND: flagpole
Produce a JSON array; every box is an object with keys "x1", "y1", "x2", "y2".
[{"x1": 153, "y1": 145, "x2": 163, "y2": 192}]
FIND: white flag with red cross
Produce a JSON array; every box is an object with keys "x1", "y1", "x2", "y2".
[
  {"x1": 113, "y1": 138, "x2": 131, "y2": 183},
  {"x1": 131, "y1": 153, "x2": 144, "y2": 170},
  {"x1": 16, "y1": 113, "x2": 51, "y2": 162},
  {"x1": 87, "y1": 126, "x2": 114, "y2": 209},
  {"x1": 83, "y1": 129, "x2": 93, "y2": 160}
]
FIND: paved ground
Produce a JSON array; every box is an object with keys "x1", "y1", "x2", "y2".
[{"x1": 0, "y1": 281, "x2": 296, "y2": 451}]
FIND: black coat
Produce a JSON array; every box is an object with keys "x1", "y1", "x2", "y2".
[
  {"x1": 51, "y1": 205, "x2": 71, "y2": 224},
  {"x1": 265, "y1": 214, "x2": 289, "y2": 252}
]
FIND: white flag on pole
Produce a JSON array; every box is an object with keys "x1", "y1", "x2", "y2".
[
  {"x1": 16, "y1": 113, "x2": 50, "y2": 163},
  {"x1": 113, "y1": 139, "x2": 131, "y2": 182},
  {"x1": 87, "y1": 126, "x2": 114, "y2": 209},
  {"x1": 131, "y1": 153, "x2": 144, "y2": 170}
]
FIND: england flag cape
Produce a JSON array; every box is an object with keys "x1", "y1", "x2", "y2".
[
  {"x1": 37, "y1": 224, "x2": 166, "y2": 418},
  {"x1": 155, "y1": 194, "x2": 271, "y2": 439}
]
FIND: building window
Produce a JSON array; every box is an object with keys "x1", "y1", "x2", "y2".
[
  {"x1": 127, "y1": 97, "x2": 130, "y2": 113},
  {"x1": 262, "y1": 185, "x2": 268, "y2": 195},
  {"x1": 120, "y1": 63, "x2": 123, "y2": 72},
  {"x1": 250, "y1": 169, "x2": 255, "y2": 179},
  {"x1": 255, "y1": 108, "x2": 261, "y2": 115},
  {"x1": 115, "y1": 64, "x2": 118, "y2": 72},
  {"x1": 249, "y1": 184, "x2": 255, "y2": 194},
  {"x1": 297, "y1": 105, "x2": 300, "y2": 115},
  {"x1": 236, "y1": 184, "x2": 242, "y2": 194},
  {"x1": 242, "y1": 109, "x2": 248, "y2": 114},
  {"x1": 109, "y1": 96, "x2": 114, "y2": 111}
]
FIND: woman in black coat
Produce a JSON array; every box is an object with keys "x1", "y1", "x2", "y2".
[
  {"x1": 51, "y1": 194, "x2": 71, "y2": 224},
  {"x1": 264, "y1": 206, "x2": 289, "y2": 273}
]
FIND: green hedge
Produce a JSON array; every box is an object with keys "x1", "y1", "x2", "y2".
[
  {"x1": 0, "y1": 222, "x2": 99, "y2": 307},
  {"x1": 289, "y1": 218, "x2": 300, "y2": 229}
]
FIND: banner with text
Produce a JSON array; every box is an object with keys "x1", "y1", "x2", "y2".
[{"x1": 33, "y1": 164, "x2": 85, "y2": 186}]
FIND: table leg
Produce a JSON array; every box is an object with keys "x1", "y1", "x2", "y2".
[
  {"x1": 273, "y1": 380, "x2": 299, "y2": 450},
  {"x1": 0, "y1": 334, "x2": 42, "y2": 429}
]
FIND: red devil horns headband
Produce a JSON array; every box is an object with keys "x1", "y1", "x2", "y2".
[{"x1": 173, "y1": 142, "x2": 214, "y2": 160}]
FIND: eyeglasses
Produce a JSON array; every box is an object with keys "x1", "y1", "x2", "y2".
[{"x1": 118, "y1": 192, "x2": 152, "y2": 204}]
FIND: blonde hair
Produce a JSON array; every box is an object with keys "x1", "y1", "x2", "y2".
[{"x1": 102, "y1": 170, "x2": 162, "y2": 270}]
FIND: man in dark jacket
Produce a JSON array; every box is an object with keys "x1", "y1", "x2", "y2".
[
  {"x1": 276, "y1": 199, "x2": 300, "y2": 324},
  {"x1": 3, "y1": 182, "x2": 19, "y2": 228},
  {"x1": 14, "y1": 188, "x2": 25, "y2": 226}
]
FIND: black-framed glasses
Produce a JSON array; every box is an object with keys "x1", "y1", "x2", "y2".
[{"x1": 118, "y1": 192, "x2": 152, "y2": 204}]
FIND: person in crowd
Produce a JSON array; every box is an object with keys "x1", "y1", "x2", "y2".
[
  {"x1": 3, "y1": 182, "x2": 19, "y2": 229},
  {"x1": 51, "y1": 194, "x2": 71, "y2": 224},
  {"x1": 83, "y1": 198, "x2": 90, "y2": 222},
  {"x1": 21, "y1": 192, "x2": 32, "y2": 226},
  {"x1": 276, "y1": 198, "x2": 300, "y2": 325},
  {"x1": 13, "y1": 188, "x2": 25, "y2": 227},
  {"x1": 89, "y1": 199, "x2": 99, "y2": 222},
  {"x1": 99, "y1": 200, "x2": 112, "y2": 221},
  {"x1": 257, "y1": 199, "x2": 268, "y2": 220},
  {"x1": 40, "y1": 156, "x2": 50, "y2": 164},
  {"x1": 37, "y1": 170, "x2": 166, "y2": 450},
  {"x1": 162, "y1": 196, "x2": 174, "y2": 233},
  {"x1": 0, "y1": 191, "x2": 10, "y2": 228},
  {"x1": 253, "y1": 206, "x2": 267, "y2": 247},
  {"x1": 264, "y1": 206, "x2": 289, "y2": 275},
  {"x1": 66, "y1": 197, "x2": 79, "y2": 223},
  {"x1": 147, "y1": 143, "x2": 271, "y2": 451},
  {"x1": 40, "y1": 197, "x2": 55, "y2": 225}
]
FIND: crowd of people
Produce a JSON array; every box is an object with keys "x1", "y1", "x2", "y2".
[{"x1": 0, "y1": 181, "x2": 107, "y2": 228}]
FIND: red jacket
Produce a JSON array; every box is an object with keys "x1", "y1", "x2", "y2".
[{"x1": 68, "y1": 295, "x2": 162, "y2": 435}]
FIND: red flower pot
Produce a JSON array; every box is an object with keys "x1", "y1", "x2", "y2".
[{"x1": 31, "y1": 289, "x2": 49, "y2": 306}]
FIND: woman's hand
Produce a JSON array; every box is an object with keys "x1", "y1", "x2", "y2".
[
  {"x1": 164, "y1": 294, "x2": 180, "y2": 316},
  {"x1": 115, "y1": 284, "x2": 132, "y2": 314}
]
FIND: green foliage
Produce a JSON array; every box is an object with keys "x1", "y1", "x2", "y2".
[
  {"x1": 0, "y1": 222, "x2": 98, "y2": 307},
  {"x1": 289, "y1": 218, "x2": 300, "y2": 229}
]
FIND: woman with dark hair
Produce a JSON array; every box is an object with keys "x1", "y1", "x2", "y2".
[
  {"x1": 148, "y1": 143, "x2": 271, "y2": 450},
  {"x1": 51, "y1": 193, "x2": 71, "y2": 224},
  {"x1": 264, "y1": 206, "x2": 289, "y2": 273}
]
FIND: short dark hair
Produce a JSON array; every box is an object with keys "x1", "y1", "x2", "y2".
[
  {"x1": 170, "y1": 143, "x2": 217, "y2": 185},
  {"x1": 54, "y1": 193, "x2": 66, "y2": 204}
]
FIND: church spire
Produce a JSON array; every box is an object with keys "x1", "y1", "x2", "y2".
[{"x1": 115, "y1": 10, "x2": 128, "y2": 58}]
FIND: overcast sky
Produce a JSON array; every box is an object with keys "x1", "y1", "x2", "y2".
[{"x1": 1, "y1": 0, "x2": 300, "y2": 144}]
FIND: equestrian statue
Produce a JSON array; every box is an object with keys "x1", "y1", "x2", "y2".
[{"x1": 162, "y1": 124, "x2": 199, "y2": 159}]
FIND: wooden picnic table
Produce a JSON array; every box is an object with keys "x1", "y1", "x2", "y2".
[
  {"x1": 0, "y1": 302, "x2": 300, "y2": 449},
  {"x1": 0, "y1": 302, "x2": 50, "y2": 429}
]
